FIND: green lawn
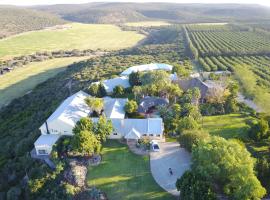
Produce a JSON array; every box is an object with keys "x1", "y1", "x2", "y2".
[
  {"x1": 87, "y1": 140, "x2": 173, "y2": 200},
  {"x1": 0, "y1": 57, "x2": 90, "y2": 107},
  {"x1": 124, "y1": 21, "x2": 170, "y2": 27},
  {"x1": 0, "y1": 23, "x2": 145, "y2": 59},
  {"x1": 202, "y1": 113, "x2": 254, "y2": 139}
]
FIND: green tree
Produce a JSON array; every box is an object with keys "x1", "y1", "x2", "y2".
[
  {"x1": 73, "y1": 117, "x2": 93, "y2": 134},
  {"x1": 179, "y1": 130, "x2": 210, "y2": 152},
  {"x1": 129, "y1": 71, "x2": 141, "y2": 86},
  {"x1": 85, "y1": 97, "x2": 104, "y2": 115},
  {"x1": 113, "y1": 85, "x2": 125, "y2": 97},
  {"x1": 94, "y1": 116, "x2": 114, "y2": 142},
  {"x1": 125, "y1": 100, "x2": 138, "y2": 114},
  {"x1": 192, "y1": 136, "x2": 266, "y2": 199},
  {"x1": 249, "y1": 119, "x2": 269, "y2": 141},
  {"x1": 88, "y1": 83, "x2": 99, "y2": 96},
  {"x1": 72, "y1": 130, "x2": 101, "y2": 156},
  {"x1": 178, "y1": 116, "x2": 200, "y2": 133},
  {"x1": 176, "y1": 171, "x2": 217, "y2": 200},
  {"x1": 172, "y1": 64, "x2": 189, "y2": 78}
]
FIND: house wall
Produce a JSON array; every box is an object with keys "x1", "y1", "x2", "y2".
[
  {"x1": 40, "y1": 120, "x2": 74, "y2": 136},
  {"x1": 35, "y1": 145, "x2": 53, "y2": 155}
]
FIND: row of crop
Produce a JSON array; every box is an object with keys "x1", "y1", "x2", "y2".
[{"x1": 188, "y1": 30, "x2": 270, "y2": 57}]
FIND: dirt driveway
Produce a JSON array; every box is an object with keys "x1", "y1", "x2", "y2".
[{"x1": 150, "y1": 142, "x2": 191, "y2": 196}]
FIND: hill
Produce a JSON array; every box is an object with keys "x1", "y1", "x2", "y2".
[
  {"x1": 34, "y1": 3, "x2": 270, "y2": 24},
  {"x1": 0, "y1": 6, "x2": 66, "y2": 38}
]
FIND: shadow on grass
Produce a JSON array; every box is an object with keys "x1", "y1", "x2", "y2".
[
  {"x1": 0, "y1": 67, "x2": 67, "y2": 108},
  {"x1": 87, "y1": 140, "x2": 175, "y2": 200}
]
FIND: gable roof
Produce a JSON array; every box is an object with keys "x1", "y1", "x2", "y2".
[
  {"x1": 102, "y1": 76, "x2": 131, "y2": 93},
  {"x1": 111, "y1": 118, "x2": 163, "y2": 137},
  {"x1": 125, "y1": 128, "x2": 141, "y2": 139},
  {"x1": 46, "y1": 91, "x2": 91, "y2": 127},
  {"x1": 34, "y1": 134, "x2": 61, "y2": 147},
  {"x1": 178, "y1": 78, "x2": 210, "y2": 98},
  {"x1": 103, "y1": 97, "x2": 128, "y2": 119},
  {"x1": 138, "y1": 96, "x2": 169, "y2": 113},
  {"x1": 121, "y1": 63, "x2": 173, "y2": 76}
]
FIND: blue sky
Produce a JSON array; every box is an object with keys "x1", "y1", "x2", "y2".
[{"x1": 0, "y1": 0, "x2": 270, "y2": 7}]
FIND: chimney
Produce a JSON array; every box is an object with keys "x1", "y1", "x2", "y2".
[{"x1": 45, "y1": 121, "x2": 50, "y2": 134}]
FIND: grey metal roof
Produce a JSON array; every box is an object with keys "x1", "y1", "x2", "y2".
[{"x1": 138, "y1": 97, "x2": 169, "y2": 113}]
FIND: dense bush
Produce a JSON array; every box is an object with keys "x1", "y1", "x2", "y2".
[
  {"x1": 179, "y1": 130, "x2": 210, "y2": 152},
  {"x1": 176, "y1": 170, "x2": 217, "y2": 200},
  {"x1": 249, "y1": 119, "x2": 270, "y2": 141},
  {"x1": 192, "y1": 136, "x2": 266, "y2": 199}
]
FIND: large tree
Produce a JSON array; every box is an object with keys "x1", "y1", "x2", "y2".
[
  {"x1": 125, "y1": 100, "x2": 138, "y2": 114},
  {"x1": 85, "y1": 97, "x2": 104, "y2": 115},
  {"x1": 192, "y1": 136, "x2": 266, "y2": 199},
  {"x1": 94, "y1": 116, "x2": 113, "y2": 142},
  {"x1": 176, "y1": 170, "x2": 217, "y2": 200},
  {"x1": 72, "y1": 129, "x2": 101, "y2": 156}
]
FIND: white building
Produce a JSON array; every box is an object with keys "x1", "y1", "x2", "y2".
[
  {"x1": 34, "y1": 91, "x2": 164, "y2": 155},
  {"x1": 120, "y1": 63, "x2": 173, "y2": 76},
  {"x1": 93, "y1": 76, "x2": 131, "y2": 93}
]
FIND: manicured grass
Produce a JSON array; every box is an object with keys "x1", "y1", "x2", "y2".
[
  {"x1": 0, "y1": 57, "x2": 89, "y2": 107},
  {"x1": 202, "y1": 113, "x2": 254, "y2": 139},
  {"x1": 0, "y1": 23, "x2": 145, "y2": 59},
  {"x1": 124, "y1": 21, "x2": 170, "y2": 27},
  {"x1": 87, "y1": 140, "x2": 173, "y2": 200}
]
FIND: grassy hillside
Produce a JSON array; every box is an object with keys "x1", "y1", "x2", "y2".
[
  {"x1": 0, "y1": 23, "x2": 145, "y2": 59},
  {"x1": 35, "y1": 3, "x2": 270, "y2": 24},
  {"x1": 0, "y1": 57, "x2": 90, "y2": 107},
  {"x1": 0, "y1": 6, "x2": 65, "y2": 39}
]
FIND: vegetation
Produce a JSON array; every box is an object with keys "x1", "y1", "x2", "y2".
[
  {"x1": 0, "y1": 25, "x2": 185, "y2": 198},
  {"x1": 0, "y1": 6, "x2": 65, "y2": 39},
  {"x1": 0, "y1": 57, "x2": 90, "y2": 108},
  {"x1": 187, "y1": 25, "x2": 270, "y2": 57},
  {"x1": 176, "y1": 170, "x2": 217, "y2": 200},
  {"x1": 192, "y1": 136, "x2": 266, "y2": 199},
  {"x1": 85, "y1": 97, "x2": 104, "y2": 116},
  {"x1": 36, "y1": 3, "x2": 270, "y2": 24},
  {"x1": 125, "y1": 100, "x2": 138, "y2": 114},
  {"x1": 87, "y1": 140, "x2": 173, "y2": 200},
  {"x1": 0, "y1": 23, "x2": 145, "y2": 59}
]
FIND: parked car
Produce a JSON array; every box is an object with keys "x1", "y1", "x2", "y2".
[{"x1": 151, "y1": 140, "x2": 160, "y2": 152}]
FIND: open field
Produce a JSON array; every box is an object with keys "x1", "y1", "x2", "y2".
[
  {"x1": 124, "y1": 21, "x2": 170, "y2": 27},
  {"x1": 0, "y1": 23, "x2": 145, "y2": 59},
  {"x1": 202, "y1": 114, "x2": 254, "y2": 139},
  {"x1": 87, "y1": 140, "x2": 173, "y2": 200},
  {"x1": 0, "y1": 57, "x2": 90, "y2": 108}
]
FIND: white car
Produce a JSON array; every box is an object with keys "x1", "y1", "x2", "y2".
[{"x1": 151, "y1": 140, "x2": 160, "y2": 152}]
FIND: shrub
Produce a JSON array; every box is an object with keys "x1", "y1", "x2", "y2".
[
  {"x1": 176, "y1": 170, "x2": 217, "y2": 200},
  {"x1": 249, "y1": 119, "x2": 269, "y2": 141},
  {"x1": 179, "y1": 130, "x2": 210, "y2": 152}
]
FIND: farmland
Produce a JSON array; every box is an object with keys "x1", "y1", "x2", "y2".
[
  {"x1": 185, "y1": 23, "x2": 270, "y2": 113},
  {"x1": 0, "y1": 57, "x2": 91, "y2": 108},
  {"x1": 187, "y1": 26, "x2": 270, "y2": 57},
  {"x1": 0, "y1": 23, "x2": 145, "y2": 59}
]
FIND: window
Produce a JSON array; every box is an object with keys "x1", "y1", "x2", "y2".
[
  {"x1": 157, "y1": 134, "x2": 161, "y2": 137},
  {"x1": 143, "y1": 134, "x2": 147, "y2": 136},
  {"x1": 113, "y1": 133, "x2": 118, "y2": 135},
  {"x1": 150, "y1": 134, "x2": 154, "y2": 136},
  {"x1": 38, "y1": 150, "x2": 48, "y2": 155}
]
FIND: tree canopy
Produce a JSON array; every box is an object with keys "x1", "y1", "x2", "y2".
[
  {"x1": 125, "y1": 100, "x2": 138, "y2": 114},
  {"x1": 85, "y1": 97, "x2": 104, "y2": 115},
  {"x1": 192, "y1": 136, "x2": 266, "y2": 199}
]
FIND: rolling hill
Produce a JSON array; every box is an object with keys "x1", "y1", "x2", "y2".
[
  {"x1": 34, "y1": 3, "x2": 270, "y2": 24},
  {"x1": 0, "y1": 6, "x2": 66, "y2": 38}
]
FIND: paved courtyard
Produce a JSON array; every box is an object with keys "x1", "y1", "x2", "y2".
[{"x1": 150, "y1": 142, "x2": 191, "y2": 196}]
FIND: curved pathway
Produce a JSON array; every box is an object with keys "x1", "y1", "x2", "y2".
[{"x1": 150, "y1": 142, "x2": 191, "y2": 196}]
